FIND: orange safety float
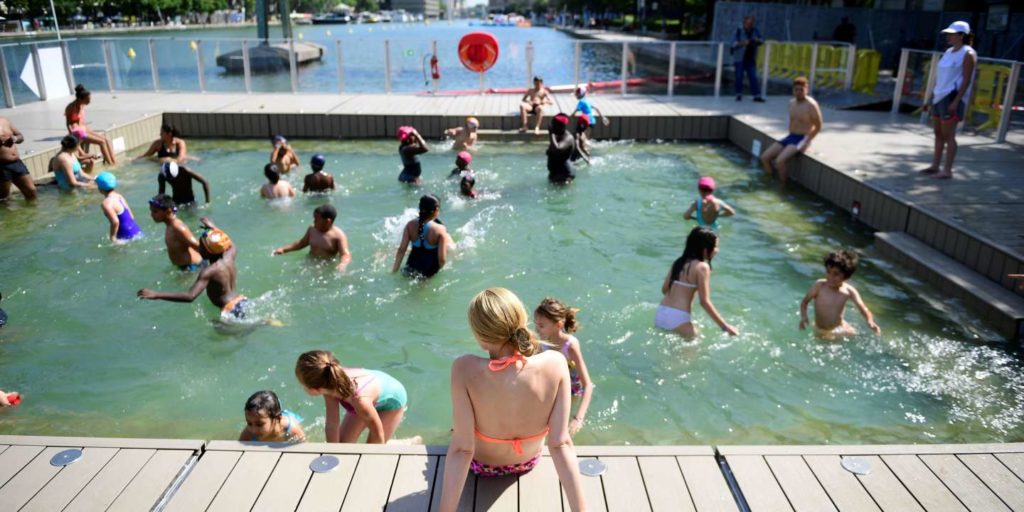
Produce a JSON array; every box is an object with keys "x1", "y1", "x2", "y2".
[{"x1": 458, "y1": 32, "x2": 500, "y2": 73}]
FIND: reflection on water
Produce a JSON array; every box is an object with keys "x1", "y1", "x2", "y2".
[{"x1": 0, "y1": 138, "x2": 1019, "y2": 445}]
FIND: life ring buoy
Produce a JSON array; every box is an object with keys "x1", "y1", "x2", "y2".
[{"x1": 458, "y1": 32, "x2": 499, "y2": 73}]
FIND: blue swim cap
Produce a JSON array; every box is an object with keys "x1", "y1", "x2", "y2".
[
  {"x1": 95, "y1": 172, "x2": 117, "y2": 191},
  {"x1": 311, "y1": 154, "x2": 326, "y2": 171}
]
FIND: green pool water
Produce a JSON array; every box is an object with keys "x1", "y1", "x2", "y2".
[{"x1": 0, "y1": 138, "x2": 1020, "y2": 446}]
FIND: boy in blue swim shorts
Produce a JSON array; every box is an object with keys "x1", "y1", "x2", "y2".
[{"x1": 759, "y1": 77, "x2": 822, "y2": 187}]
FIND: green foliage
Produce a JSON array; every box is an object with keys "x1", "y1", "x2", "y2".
[{"x1": 354, "y1": 0, "x2": 378, "y2": 12}]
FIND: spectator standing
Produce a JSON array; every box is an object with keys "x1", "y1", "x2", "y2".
[
  {"x1": 732, "y1": 16, "x2": 765, "y2": 102},
  {"x1": 832, "y1": 17, "x2": 857, "y2": 44}
]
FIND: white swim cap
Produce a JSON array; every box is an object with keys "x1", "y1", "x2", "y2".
[{"x1": 162, "y1": 161, "x2": 179, "y2": 178}]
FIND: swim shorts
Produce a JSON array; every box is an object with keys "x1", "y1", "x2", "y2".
[
  {"x1": 178, "y1": 261, "x2": 209, "y2": 272},
  {"x1": 779, "y1": 133, "x2": 806, "y2": 147},
  {"x1": 931, "y1": 92, "x2": 965, "y2": 122},
  {"x1": 0, "y1": 159, "x2": 30, "y2": 183},
  {"x1": 224, "y1": 298, "x2": 252, "y2": 320}
]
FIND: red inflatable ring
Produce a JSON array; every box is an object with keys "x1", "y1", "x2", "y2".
[{"x1": 458, "y1": 32, "x2": 500, "y2": 73}]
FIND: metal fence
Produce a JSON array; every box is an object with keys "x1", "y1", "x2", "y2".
[{"x1": 892, "y1": 48, "x2": 1021, "y2": 143}]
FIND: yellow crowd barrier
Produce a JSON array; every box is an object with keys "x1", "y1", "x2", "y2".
[{"x1": 967, "y1": 63, "x2": 1012, "y2": 131}]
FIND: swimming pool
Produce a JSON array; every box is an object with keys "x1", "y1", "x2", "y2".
[{"x1": 0, "y1": 138, "x2": 1020, "y2": 445}]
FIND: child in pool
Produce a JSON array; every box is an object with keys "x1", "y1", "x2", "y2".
[
  {"x1": 270, "y1": 135, "x2": 299, "y2": 172},
  {"x1": 682, "y1": 176, "x2": 735, "y2": 229},
  {"x1": 534, "y1": 298, "x2": 595, "y2": 436},
  {"x1": 295, "y1": 350, "x2": 419, "y2": 444},
  {"x1": 445, "y1": 117, "x2": 479, "y2": 152},
  {"x1": 449, "y1": 151, "x2": 473, "y2": 178},
  {"x1": 261, "y1": 163, "x2": 295, "y2": 199},
  {"x1": 460, "y1": 173, "x2": 478, "y2": 199},
  {"x1": 239, "y1": 390, "x2": 305, "y2": 442},
  {"x1": 272, "y1": 204, "x2": 352, "y2": 272},
  {"x1": 303, "y1": 154, "x2": 335, "y2": 193},
  {"x1": 397, "y1": 126, "x2": 429, "y2": 184},
  {"x1": 799, "y1": 249, "x2": 881, "y2": 338},
  {"x1": 0, "y1": 389, "x2": 19, "y2": 407},
  {"x1": 96, "y1": 172, "x2": 143, "y2": 242}
]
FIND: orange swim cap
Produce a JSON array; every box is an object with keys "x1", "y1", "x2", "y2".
[{"x1": 201, "y1": 229, "x2": 233, "y2": 255}]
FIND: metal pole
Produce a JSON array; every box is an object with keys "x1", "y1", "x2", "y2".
[
  {"x1": 60, "y1": 40, "x2": 75, "y2": 92},
  {"x1": 574, "y1": 42, "x2": 580, "y2": 86},
  {"x1": 384, "y1": 39, "x2": 392, "y2": 94},
  {"x1": 920, "y1": 55, "x2": 938, "y2": 123},
  {"x1": 844, "y1": 44, "x2": 856, "y2": 90},
  {"x1": 195, "y1": 40, "x2": 206, "y2": 92},
  {"x1": 714, "y1": 42, "x2": 723, "y2": 98},
  {"x1": 526, "y1": 41, "x2": 534, "y2": 88},
  {"x1": 30, "y1": 44, "x2": 47, "y2": 101},
  {"x1": 891, "y1": 49, "x2": 908, "y2": 114},
  {"x1": 242, "y1": 40, "x2": 252, "y2": 93},
  {"x1": 667, "y1": 42, "x2": 676, "y2": 97},
  {"x1": 336, "y1": 40, "x2": 344, "y2": 94},
  {"x1": 761, "y1": 41, "x2": 770, "y2": 98},
  {"x1": 0, "y1": 50, "x2": 15, "y2": 108},
  {"x1": 808, "y1": 43, "x2": 818, "y2": 94},
  {"x1": 102, "y1": 40, "x2": 116, "y2": 91},
  {"x1": 148, "y1": 39, "x2": 160, "y2": 91},
  {"x1": 995, "y1": 62, "x2": 1020, "y2": 143},
  {"x1": 289, "y1": 38, "x2": 298, "y2": 93},
  {"x1": 479, "y1": 71, "x2": 484, "y2": 95},
  {"x1": 620, "y1": 42, "x2": 628, "y2": 95},
  {"x1": 48, "y1": 0, "x2": 62, "y2": 40}
]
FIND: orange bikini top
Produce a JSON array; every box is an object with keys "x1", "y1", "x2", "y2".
[{"x1": 475, "y1": 352, "x2": 549, "y2": 455}]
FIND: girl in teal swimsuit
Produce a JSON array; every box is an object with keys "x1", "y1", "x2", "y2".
[
  {"x1": 295, "y1": 350, "x2": 415, "y2": 444},
  {"x1": 683, "y1": 176, "x2": 735, "y2": 230},
  {"x1": 238, "y1": 390, "x2": 306, "y2": 443}
]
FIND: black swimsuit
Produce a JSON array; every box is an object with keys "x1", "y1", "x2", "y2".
[
  {"x1": 404, "y1": 221, "x2": 441, "y2": 277},
  {"x1": 157, "y1": 142, "x2": 179, "y2": 159}
]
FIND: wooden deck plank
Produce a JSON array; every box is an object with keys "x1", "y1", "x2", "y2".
[
  {"x1": 920, "y1": 454, "x2": 1011, "y2": 512},
  {"x1": 765, "y1": 455, "x2": 837, "y2": 512},
  {"x1": 64, "y1": 448, "x2": 156, "y2": 512},
  {"x1": 725, "y1": 455, "x2": 793, "y2": 512},
  {"x1": 602, "y1": 456, "x2": 652, "y2": 512},
  {"x1": 803, "y1": 455, "x2": 881, "y2": 512},
  {"x1": 0, "y1": 445, "x2": 8, "y2": 456},
  {"x1": 880, "y1": 454, "x2": 967, "y2": 512},
  {"x1": 563, "y1": 462, "x2": 608, "y2": 512},
  {"x1": 0, "y1": 435, "x2": 203, "y2": 450},
  {"x1": 108, "y1": 449, "x2": 193, "y2": 512},
  {"x1": 251, "y1": 453, "x2": 317, "y2": 512},
  {"x1": 719, "y1": 444, "x2": 1024, "y2": 456},
  {"x1": 163, "y1": 450, "x2": 241, "y2": 512},
  {"x1": 0, "y1": 446, "x2": 69, "y2": 511},
  {"x1": 0, "y1": 444, "x2": 45, "y2": 487},
  {"x1": 996, "y1": 454, "x2": 1024, "y2": 482},
  {"x1": 473, "y1": 474, "x2": 518, "y2": 512},
  {"x1": 958, "y1": 454, "x2": 1024, "y2": 511},
  {"x1": 207, "y1": 451, "x2": 282, "y2": 512},
  {"x1": 518, "y1": 456, "x2": 563, "y2": 511},
  {"x1": 340, "y1": 454, "x2": 400, "y2": 511},
  {"x1": 853, "y1": 455, "x2": 925, "y2": 512},
  {"x1": 677, "y1": 456, "x2": 738, "y2": 512},
  {"x1": 387, "y1": 454, "x2": 439, "y2": 512},
  {"x1": 21, "y1": 446, "x2": 119, "y2": 512},
  {"x1": 637, "y1": 456, "x2": 696, "y2": 512},
  {"x1": 429, "y1": 456, "x2": 475, "y2": 512},
  {"x1": 297, "y1": 454, "x2": 359, "y2": 512}
]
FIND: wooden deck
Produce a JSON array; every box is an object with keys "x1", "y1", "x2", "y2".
[{"x1": 3, "y1": 435, "x2": 1024, "y2": 510}]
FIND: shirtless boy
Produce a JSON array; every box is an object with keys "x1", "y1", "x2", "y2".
[
  {"x1": 303, "y1": 154, "x2": 335, "y2": 193},
  {"x1": 148, "y1": 194, "x2": 205, "y2": 272},
  {"x1": 0, "y1": 116, "x2": 37, "y2": 201},
  {"x1": 799, "y1": 249, "x2": 881, "y2": 338},
  {"x1": 273, "y1": 204, "x2": 352, "y2": 271},
  {"x1": 445, "y1": 117, "x2": 479, "y2": 152},
  {"x1": 519, "y1": 76, "x2": 553, "y2": 133},
  {"x1": 261, "y1": 163, "x2": 296, "y2": 199},
  {"x1": 760, "y1": 77, "x2": 822, "y2": 186},
  {"x1": 270, "y1": 135, "x2": 299, "y2": 172},
  {"x1": 138, "y1": 217, "x2": 253, "y2": 321}
]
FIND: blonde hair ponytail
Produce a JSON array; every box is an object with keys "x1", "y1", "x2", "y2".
[{"x1": 468, "y1": 288, "x2": 540, "y2": 356}]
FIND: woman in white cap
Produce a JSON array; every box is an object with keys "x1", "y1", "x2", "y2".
[{"x1": 920, "y1": 20, "x2": 975, "y2": 180}]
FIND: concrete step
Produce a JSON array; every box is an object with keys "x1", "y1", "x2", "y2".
[{"x1": 876, "y1": 232, "x2": 1024, "y2": 345}]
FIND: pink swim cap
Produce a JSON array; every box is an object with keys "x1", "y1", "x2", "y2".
[
  {"x1": 698, "y1": 176, "x2": 716, "y2": 191},
  {"x1": 396, "y1": 126, "x2": 414, "y2": 142},
  {"x1": 456, "y1": 151, "x2": 472, "y2": 165}
]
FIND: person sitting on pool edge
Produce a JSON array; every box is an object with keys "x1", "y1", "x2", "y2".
[
  {"x1": 158, "y1": 161, "x2": 210, "y2": 206},
  {"x1": 392, "y1": 194, "x2": 453, "y2": 278},
  {"x1": 273, "y1": 204, "x2": 352, "y2": 272},
  {"x1": 397, "y1": 126, "x2": 429, "y2": 185},
  {"x1": 148, "y1": 194, "x2": 205, "y2": 272},
  {"x1": 261, "y1": 163, "x2": 295, "y2": 199},
  {"x1": 682, "y1": 176, "x2": 735, "y2": 230},
  {"x1": 760, "y1": 76, "x2": 822, "y2": 187},
  {"x1": 799, "y1": 249, "x2": 881, "y2": 338},
  {"x1": 138, "y1": 217, "x2": 254, "y2": 322},
  {"x1": 303, "y1": 154, "x2": 335, "y2": 193},
  {"x1": 270, "y1": 135, "x2": 299, "y2": 172},
  {"x1": 96, "y1": 172, "x2": 143, "y2": 243},
  {"x1": 445, "y1": 117, "x2": 479, "y2": 152},
  {"x1": 519, "y1": 76, "x2": 553, "y2": 134}
]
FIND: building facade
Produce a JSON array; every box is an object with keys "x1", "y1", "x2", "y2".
[{"x1": 390, "y1": 0, "x2": 440, "y2": 18}]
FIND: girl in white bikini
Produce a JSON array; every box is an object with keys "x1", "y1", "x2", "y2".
[{"x1": 655, "y1": 227, "x2": 739, "y2": 338}]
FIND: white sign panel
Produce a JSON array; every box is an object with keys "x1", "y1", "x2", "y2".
[{"x1": 19, "y1": 47, "x2": 72, "y2": 100}]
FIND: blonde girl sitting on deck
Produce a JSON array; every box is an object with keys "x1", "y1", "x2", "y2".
[
  {"x1": 239, "y1": 390, "x2": 305, "y2": 443},
  {"x1": 534, "y1": 297, "x2": 595, "y2": 436},
  {"x1": 294, "y1": 350, "x2": 417, "y2": 444}
]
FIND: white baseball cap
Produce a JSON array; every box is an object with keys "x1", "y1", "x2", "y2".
[{"x1": 941, "y1": 21, "x2": 970, "y2": 34}]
